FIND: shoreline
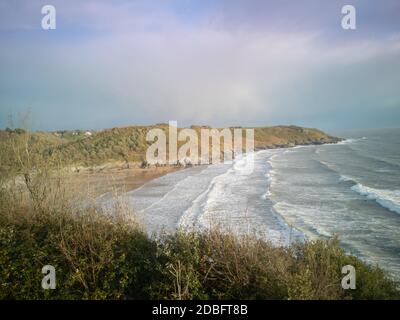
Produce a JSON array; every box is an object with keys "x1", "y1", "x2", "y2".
[{"x1": 71, "y1": 140, "x2": 344, "y2": 198}]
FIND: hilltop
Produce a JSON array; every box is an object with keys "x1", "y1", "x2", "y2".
[{"x1": 0, "y1": 125, "x2": 341, "y2": 170}]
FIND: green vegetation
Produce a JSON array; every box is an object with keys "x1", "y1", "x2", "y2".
[
  {"x1": 0, "y1": 200, "x2": 398, "y2": 300},
  {"x1": 0, "y1": 124, "x2": 341, "y2": 170},
  {"x1": 253, "y1": 125, "x2": 340, "y2": 148}
]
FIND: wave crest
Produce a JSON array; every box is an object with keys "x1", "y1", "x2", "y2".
[{"x1": 351, "y1": 184, "x2": 400, "y2": 214}]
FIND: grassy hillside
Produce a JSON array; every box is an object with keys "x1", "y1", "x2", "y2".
[
  {"x1": 254, "y1": 126, "x2": 340, "y2": 149},
  {"x1": 0, "y1": 125, "x2": 341, "y2": 169}
]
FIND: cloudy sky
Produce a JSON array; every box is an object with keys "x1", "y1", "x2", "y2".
[{"x1": 0, "y1": 0, "x2": 399, "y2": 132}]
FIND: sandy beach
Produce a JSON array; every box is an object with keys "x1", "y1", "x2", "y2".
[{"x1": 69, "y1": 163, "x2": 183, "y2": 198}]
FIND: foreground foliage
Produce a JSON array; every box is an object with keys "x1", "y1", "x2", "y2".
[{"x1": 0, "y1": 199, "x2": 398, "y2": 300}]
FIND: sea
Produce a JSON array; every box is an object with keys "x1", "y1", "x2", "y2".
[{"x1": 117, "y1": 127, "x2": 400, "y2": 279}]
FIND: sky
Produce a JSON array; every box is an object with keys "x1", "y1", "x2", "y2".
[{"x1": 0, "y1": 0, "x2": 399, "y2": 132}]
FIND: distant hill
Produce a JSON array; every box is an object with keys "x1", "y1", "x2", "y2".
[
  {"x1": 0, "y1": 125, "x2": 341, "y2": 169},
  {"x1": 253, "y1": 125, "x2": 341, "y2": 148}
]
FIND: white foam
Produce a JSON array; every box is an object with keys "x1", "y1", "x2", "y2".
[
  {"x1": 337, "y1": 139, "x2": 352, "y2": 145},
  {"x1": 337, "y1": 137, "x2": 367, "y2": 145},
  {"x1": 351, "y1": 183, "x2": 400, "y2": 214},
  {"x1": 178, "y1": 167, "x2": 231, "y2": 230},
  {"x1": 178, "y1": 150, "x2": 302, "y2": 245},
  {"x1": 339, "y1": 175, "x2": 353, "y2": 182}
]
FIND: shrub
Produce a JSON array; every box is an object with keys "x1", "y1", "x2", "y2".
[
  {"x1": 156, "y1": 230, "x2": 399, "y2": 300},
  {"x1": 1, "y1": 208, "x2": 399, "y2": 300}
]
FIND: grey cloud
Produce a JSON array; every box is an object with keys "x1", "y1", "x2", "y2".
[{"x1": 0, "y1": 1, "x2": 399, "y2": 130}]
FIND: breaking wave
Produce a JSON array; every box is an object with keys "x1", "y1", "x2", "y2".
[{"x1": 351, "y1": 183, "x2": 400, "y2": 215}]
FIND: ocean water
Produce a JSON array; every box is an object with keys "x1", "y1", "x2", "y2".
[{"x1": 118, "y1": 128, "x2": 400, "y2": 279}]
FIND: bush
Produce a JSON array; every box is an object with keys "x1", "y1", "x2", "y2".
[
  {"x1": 159, "y1": 231, "x2": 399, "y2": 300},
  {"x1": 1, "y1": 207, "x2": 399, "y2": 300},
  {"x1": 0, "y1": 203, "x2": 164, "y2": 299}
]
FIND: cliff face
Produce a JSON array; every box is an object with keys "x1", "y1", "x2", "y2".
[{"x1": 0, "y1": 125, "x2": 342, "y2": 168}]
